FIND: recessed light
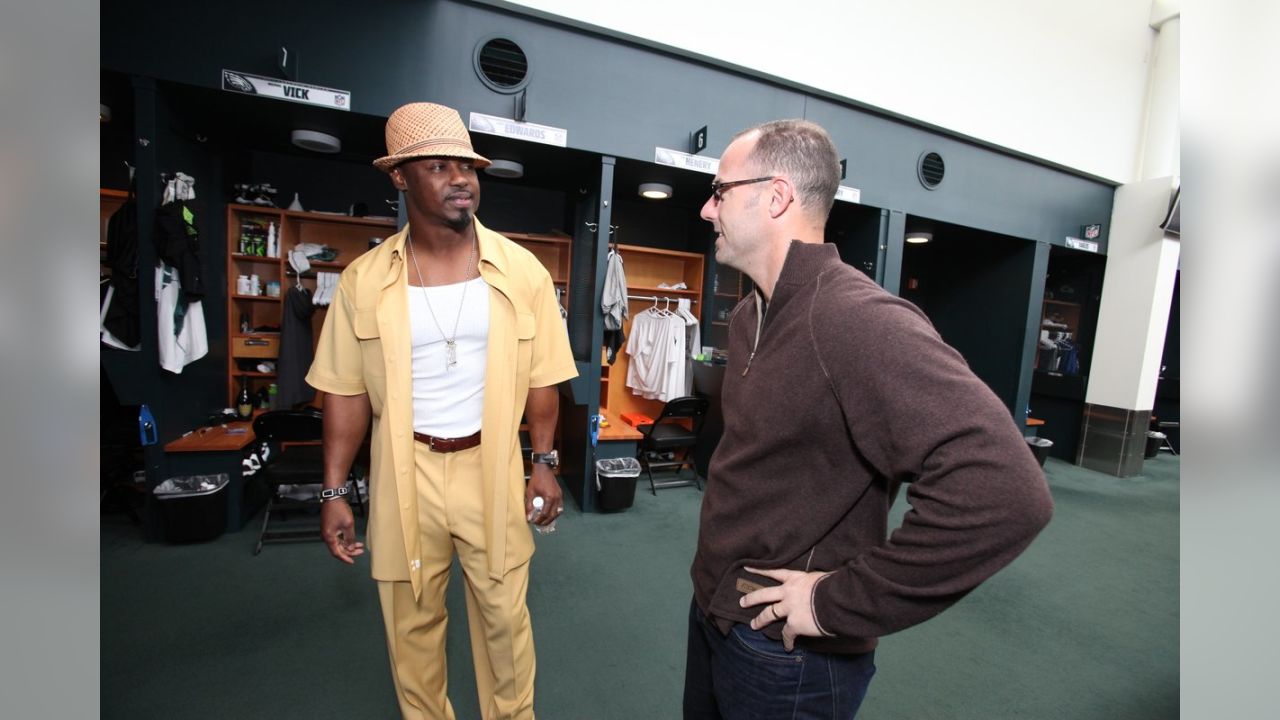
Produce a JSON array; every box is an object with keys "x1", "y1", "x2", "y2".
[
  {"x1": 905, "y1": 232, "x2": 932, "y2": 244},
  {"x1": 639, "y1": 182, "x2": 673, "y2": 200},
  {"x1": 291, "y1": 129, "x2": 341, "y2": 154},
  {"x1": 485, "y1": 159, "x2": 524, "y2": 178}
]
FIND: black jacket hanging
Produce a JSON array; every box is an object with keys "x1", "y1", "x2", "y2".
[
  {"x1": 101, "y1": 185, "x2": 140, "y2": 348},
  {"x1": 153, "y1": 201, "x2": 205, "y2": 302},
  {"x1": 276, "y1": 285, "x2": 317, "y2": 409}
]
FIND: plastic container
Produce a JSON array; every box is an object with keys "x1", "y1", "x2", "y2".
[
  {"x1": 595, "y1": 457, "x2": 641, "y2": 512},
  {"x1": 153, "y1": 474, "x2": 229, "y2": 543},
  {"x1": 1145, "y1": 431, "x2": 1166, "y2": 459},
  {"x1": 1025, "y1": 437, "x2": 1053, "y2": 467}
]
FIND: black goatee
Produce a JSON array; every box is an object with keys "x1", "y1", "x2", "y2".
[{"x1": 446, "y1": 211, "x2": 473, "y2": 232}]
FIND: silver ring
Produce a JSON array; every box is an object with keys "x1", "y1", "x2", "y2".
[{"x1": 768, "y1": 604, "x2": 780, "y2": 621}]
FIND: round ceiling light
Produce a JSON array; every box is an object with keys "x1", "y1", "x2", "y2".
[
  {"x1": 905, "y1": 232, "x2": 933, "y2": 244},
  {"x1": 291, "y1": 129, "x2": 341, "y2": 154},
  {"x1": 639, "y1": 182, "x2": 673, "y2": 200},
  {"x1": 484, "y1": 159, "x2": 524, "y2": 178}
]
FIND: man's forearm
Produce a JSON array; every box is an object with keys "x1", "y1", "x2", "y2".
[
  {"x1": 322, "y1": 392, "x2": 372, "y2": 488},
  {"x1": 525, "y1": 385, "x2": 559, "y2": 454}
]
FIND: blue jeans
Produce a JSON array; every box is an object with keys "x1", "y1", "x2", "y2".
[{"x1": 683, "y1": 599, "x2": 875, "y2": 719}]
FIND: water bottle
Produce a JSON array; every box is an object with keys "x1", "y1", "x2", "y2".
[
  {"x1": 138, "y1": 404, "x2": 157, "y2": 446},
  {"x1": 530, "y1": 496, "x2": 557, "y2": 535}
]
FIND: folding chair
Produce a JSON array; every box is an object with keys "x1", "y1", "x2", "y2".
[
  {"x1": 635, "y1": 395, "x2": 710, "y2": 495},
  {"x1": 251, "y1": 409, "x2": 364, "y2": 555}
]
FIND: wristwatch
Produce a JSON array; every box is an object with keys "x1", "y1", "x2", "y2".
[
  {"x1": 320, "y1": 486, "x2": 351, "y2": 503},
  {"x1": 530, "y1": 450, "x2": 559, "y2": 469}
]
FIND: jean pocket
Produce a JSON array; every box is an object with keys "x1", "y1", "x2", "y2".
[{"x1": 727, "y1": 623, "x2": 804, "y2": 665}]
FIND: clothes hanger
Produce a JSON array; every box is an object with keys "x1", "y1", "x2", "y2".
[{"x1": 677, "y1": 298, "x2": 697, "y2": 325}]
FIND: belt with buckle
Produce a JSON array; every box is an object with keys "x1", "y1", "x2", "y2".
[{"x1": 413, "y1": 430, "x2": 482, "y2": 453}]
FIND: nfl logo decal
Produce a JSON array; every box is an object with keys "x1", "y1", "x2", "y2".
[{"x1": 1082, "y1": 224, "x2": 1102, "y2": 240}]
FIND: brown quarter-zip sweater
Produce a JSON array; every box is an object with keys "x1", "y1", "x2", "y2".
[{"x1": 691, "y1": 241, "x2": 1053, "y2": 654}]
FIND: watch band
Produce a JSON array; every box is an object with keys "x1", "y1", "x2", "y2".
[
  {"x1": 530, "y1": 450, "x2": 559, "y2": 468},
  {"x1": 320, "y1": 486, "x2": 351, "y2": 503}
]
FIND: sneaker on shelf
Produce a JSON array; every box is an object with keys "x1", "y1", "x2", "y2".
[{"x1": 251, "y1": 183, "x2": 278, "y2": 206}]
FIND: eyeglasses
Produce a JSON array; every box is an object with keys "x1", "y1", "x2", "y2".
[{"x1": 709, "y1": 176, "x2": 774, "y2": 204}]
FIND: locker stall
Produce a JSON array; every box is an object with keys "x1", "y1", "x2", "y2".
[
  {"x1": 599, "y1": 158, "x2": 716, "y2": 431},
  {"x1": 1030, "y1": 245, "x2": 1107, "y2": 460},
  {"x1": 898, "y1": 216, "x2": 1041, "y2": 415}
]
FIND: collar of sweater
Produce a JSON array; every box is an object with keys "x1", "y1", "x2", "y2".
[
  {"x1": 743, "y1": 241, "x2": 842, "y2": 377},
  {"x1": 768, "y1": 240, "x2": 842, "y2": 309}
]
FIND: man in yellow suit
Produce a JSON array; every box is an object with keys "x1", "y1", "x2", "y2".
[{"x1": 307, "y1": 102, "x2": 577, "y2": 719}]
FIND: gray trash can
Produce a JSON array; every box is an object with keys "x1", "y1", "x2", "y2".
[
  {"x1": 153, "y1": 474, "x2": 229, "y2": 543},
  {"x1": 1025, "y1": 437, "x2": 1053, "y2": 467},
  {"x1": 595, "y1": 457, "x2": 641, "y2": 512},
  {"x1": 1145, "y1": 431, "x2": 1166, "y2": 459}
]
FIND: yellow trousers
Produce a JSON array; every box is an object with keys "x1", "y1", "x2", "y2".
[{"x1": 377, "y1": 442, "x2": 536, "y2": 720}]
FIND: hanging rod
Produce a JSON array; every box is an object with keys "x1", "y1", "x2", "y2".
[{"x1": 627, "y1": 294, "x2": 697, "y2": 304}]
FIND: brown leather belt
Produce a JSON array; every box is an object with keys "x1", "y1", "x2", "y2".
[{"x1": 413, "y1": 430, "x2": 482, "y2": 453}]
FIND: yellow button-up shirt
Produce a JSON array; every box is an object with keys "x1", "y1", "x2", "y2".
[{"x1": 307, "y1": 218, "x2": 578, "y2": 595}]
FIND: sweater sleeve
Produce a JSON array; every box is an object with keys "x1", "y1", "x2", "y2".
[{"x1": 808, "y1": 273, "x2": 1054, "y2": 640}]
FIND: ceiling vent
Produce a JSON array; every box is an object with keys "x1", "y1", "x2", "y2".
[
  {"x1": 474, "y1": 37, "x2": 530, "y2": 93},
  {"x1": 917, "y1": 151, "x2": 945, "y2": 190}
]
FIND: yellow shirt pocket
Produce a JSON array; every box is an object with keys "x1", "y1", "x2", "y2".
[
  {"x1": 352, "y1": 309, "x2": 387, "y2": 396},
  {"x1": 353, "y1": 309, "x2": 381, "y2": 339},
  {"x1": 515, "y1": 311, "x2": 535, "y2": 390},
  {"x1": 515, "y1": 311, "x2": 536, "y2": 340}
]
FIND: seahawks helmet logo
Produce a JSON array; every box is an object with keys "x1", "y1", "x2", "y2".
[{"x1": 222, "y1": 71, "x2": 256, "y2": 94}]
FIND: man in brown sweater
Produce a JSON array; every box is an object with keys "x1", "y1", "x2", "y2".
[{"x1": 683, "y1": 119, "x2": 1054, "y2": 718}]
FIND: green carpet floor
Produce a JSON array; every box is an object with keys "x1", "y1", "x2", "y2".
[{"x1": 102, "y1": 455, "x2": 1178, "y2": 719}]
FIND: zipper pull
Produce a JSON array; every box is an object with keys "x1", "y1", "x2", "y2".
[{"x1": 742, "y1": 351, "x2": 755, "y2": 377}]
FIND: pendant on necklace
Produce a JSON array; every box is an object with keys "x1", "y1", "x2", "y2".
[{"x1": 445, "y1": 339, "x2": 458, "y2": 369}]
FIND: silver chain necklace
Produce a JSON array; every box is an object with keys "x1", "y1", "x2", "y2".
[{"x1": 406, "y1": 235, "x2": 477, "y2": 370}]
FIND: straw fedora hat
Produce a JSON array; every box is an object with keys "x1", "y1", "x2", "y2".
[{"x1": 373, "y1": 102, "x2": 491, "y2": 173}]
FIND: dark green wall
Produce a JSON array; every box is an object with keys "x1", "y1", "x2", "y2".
[
  {"x1": 806, "y1": 97, "x2": 1114, "y2": 252},
  {"x1": 101, "y1": 0, "x2": 1115, "y2": 254},
  {"x1": 101, "y1": 0, "x2": 431, "y2": 118}
]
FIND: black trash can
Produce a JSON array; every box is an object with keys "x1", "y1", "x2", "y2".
[
  {"x1": 595, "y1": 458, "x2": 641, "y2": 512},
  {"x1": 153, "y1": 474, "x2": 229, "y2": 543},
  {"x1": 1145, "y1": 431, "x2": 1166, "y2": 459},
  {"x1": 1025, "y1": 437, "x2": 1053, "y2": 467}
]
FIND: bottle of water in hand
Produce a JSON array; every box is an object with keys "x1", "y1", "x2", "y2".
[{"x1": 531, "y1": 496, "x2": 557, "y2": 535}]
